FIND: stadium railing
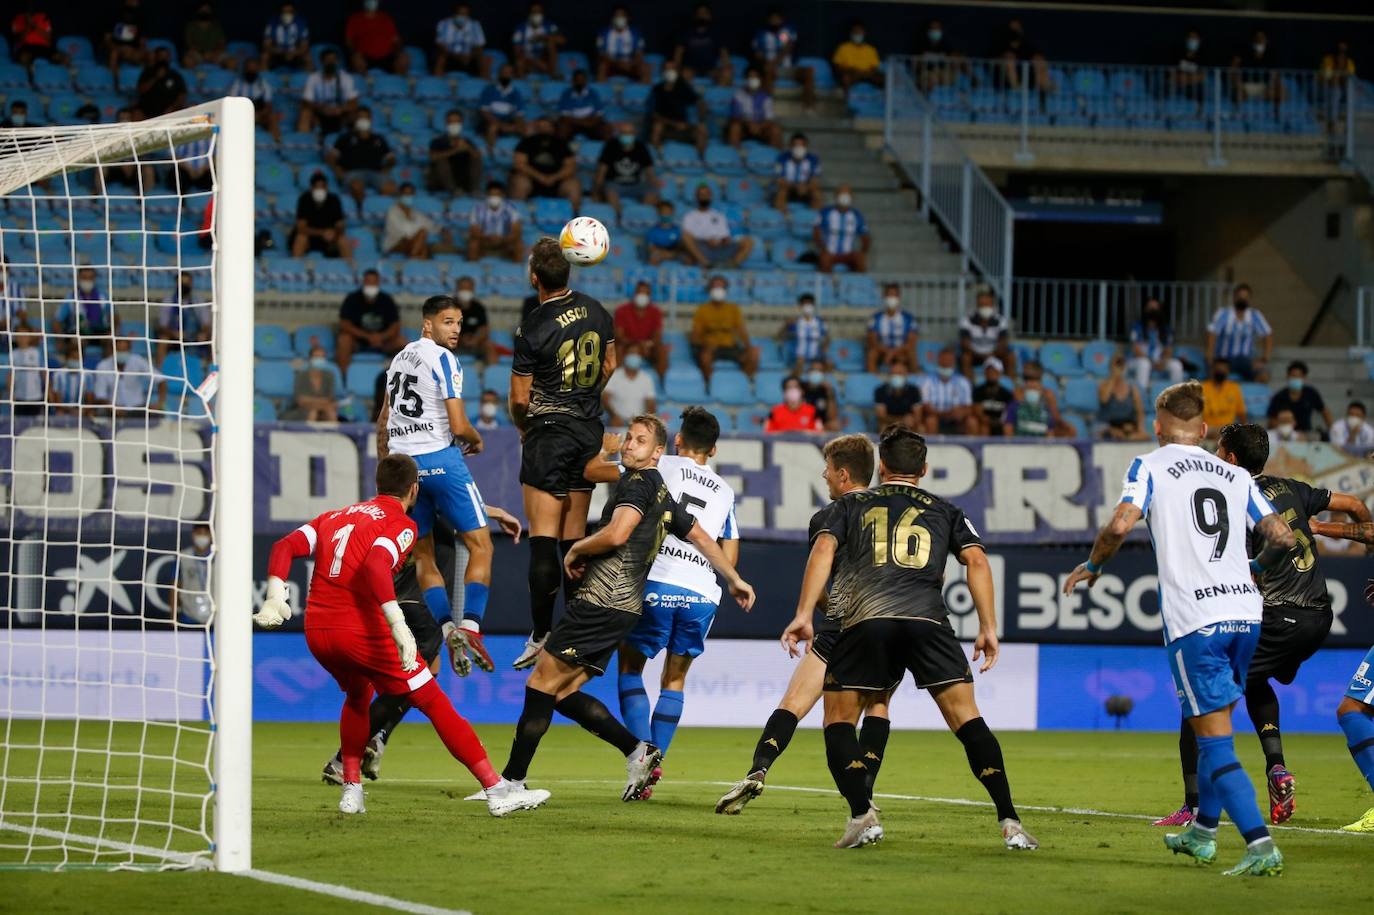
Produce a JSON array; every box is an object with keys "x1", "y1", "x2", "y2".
[
  {"x1": 1357, "y1": 286, "x2": 1374, "y2": 348},
  {"x1": 1012, "y1": 278, "x2": 1231, "y2": 342}
]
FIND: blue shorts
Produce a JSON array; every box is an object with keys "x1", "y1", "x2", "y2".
[
  {"x1": 624, "y1": 580, "x2": 718, "y2": 660},
  {"x1": 1169, "y1": 620, "x2": 1260, "y2": 718},
  {"x1": 1345, "y1": 646, "x2": 1374, "y2": 705},
  {"x1": 410, "y1": 447, "x2": 487, "y2": 538}
]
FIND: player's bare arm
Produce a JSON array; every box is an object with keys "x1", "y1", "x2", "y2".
[
  {"x1": 508, "y1": 372, "x2": 532, "y2": 430},
  {"x1": 582, "y1": 434, "x2": 623, "y2": 484},
  {"x1": 444, "y1": 396, "x2": 483, "y2": 455},
  {"x1": 563, "y1": 504, "x2": 643, "y2": 578},
  {"x1": 783, "y1": 533, "x2": 836, "y2": 657},
  {"x1": 1252, "y1": 512, "x2": 1298, "y2": 570},
  {"x1": 1063, "y1": 501, "x2": 1142, "y2": 594},
  {"x1": 1310, "y1": 518, "x2": 1374, "y2": 544},
  {"x1": 375, "y1": 400, "x2": 390, "y2": 459},
  {"x1": 683, "y1": 520, "x2": 754, "y2": 610},
  {"x1": 600, "y1": 338, "x2": 618, "y2": 386},
  {"x1": 485, "y1": 505, "x2": 523, "y2": 543},
  {"x1": 960, "y1": 544, "x2": 999, "y2": 672},
  {"x1": 1326, "y1": 492, "x2": 1374, "y2": 554}
]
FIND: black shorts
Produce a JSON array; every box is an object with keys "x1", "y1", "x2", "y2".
[
  {"x1": 394, "y1": 564, "x2": 445, "y2": 664},
  {"x1": 811, "y1": 627, "x2": 840, "y2": 665},
  {"x1": 520, "y1": 413, "x2": 603, "y2": 496},
  {"x1": 1247, "y1": 605, "x2": 1333, "y2": 686},
  {"x1": 544, "y1": 598, "x2": 639, "y2": 676},
  {"x1": 824, "y1": 617, "x2": 973, "y2": 693}
]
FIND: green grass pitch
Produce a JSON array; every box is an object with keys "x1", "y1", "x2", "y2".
[{"x1": 5, "y1": 722, "x2": 1374, "y2": 913}]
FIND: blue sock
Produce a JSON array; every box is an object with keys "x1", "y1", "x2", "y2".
[
  {"x1": 1339, "y1": 711, "x2": 1374, "y2": 791},
  {"x1": 617, "y1": 673, "x2": 651, "y2": 743},
  {"x1": 1194, "y1": 736, "x2": 1221, "y2": 830},
  {"x1": 423, "y1": 586, "x2": 450, "y2": 625},
  {"x1": 1198, "y1": 734, "x2": 1269, "y2": 843},
  {"x1": 651, "y1": 689, "x2": 685, "y2": 755},
  {"x1": 461, "y1": 582, "x2": 489, "y2": 625}
]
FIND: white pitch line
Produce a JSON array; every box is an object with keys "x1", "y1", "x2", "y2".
[
  {"x1": 237, "y1": 868, "x2": 471, "y2": 915},
  {"x1": 0, "y1": 819, "x2": 204, "y2": 865}
]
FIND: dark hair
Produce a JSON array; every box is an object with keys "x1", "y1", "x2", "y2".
[
  {"x1": 782, "y1": 374, "x2": 802, "y2": 390},
  {"x1": 1218, "y1": 422, "x2": 1269, "y2": 475},
  {"x1": 1235, "y1": 282, "x2": 1251, "y2": 294},
  {"x1": 446, "y1": 108, "x2": 462, "y2": 118},
  {"x1": 630, "y1": 413, "x2": 668, "y2": 447},
  {"x1": 798, "y1": 293, "x2": 815, "y2": 305},
  {"x1": 363, "y1": 268, "x2": 380, "y2": 279},
  {"x1": 376, "y1": 453, "x2": 419, "y2": 497},
  {"x1": 482, "y1": 388, "x2": 499, "y2": 398},
  {"x1": 879, "y1": 426, "x2": 927, "y2": 476},
  {"x1": 1351, "y1": 400, "x2": 1367, "y2": 414},
  {"x1": 1287, "y1": 360, "x2": 1308, "y2": 376},
  {"x1": 400, "y1": 181, "x2": 415, "y2": 194},
  {"x1": 790, "y1": 131, "x2": 807, "y2": 143},
  {"x1": 883, "y1": 282, "x2": 899, "y2": 294},
  {"x1": 11, "y1": 100, "x2": 27, "y2": 111},
  {"x1": 486, "y1": 179, "x2": 505, "y2": 193},
  {"x1": 309, "y1": 170, "x2": 327, "y2": 185},
  {"x1": 529, "y1": 236, "x2": 571, "y2": 291},
  {"x1": 678, "y1": 406, "x2": 721, "y2": 453},
  {"x1": 1155, "y1": 380, "x2": 1205, "y2": 420},
  {"x1": 573, "y1": 68, "x2": 588, "y2": 79},
  {"x1": 823, "y1": 434, "x2": 875, "y2": 485},
  {"x1": 422, "y1": 293, "x2": 460, "y2": 318},
  {"x1": 1022, "y1": 359, "x2": 1043, "y2": 378}
]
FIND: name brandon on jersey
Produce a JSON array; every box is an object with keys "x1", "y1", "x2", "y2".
[
  {"x1": 1195, "y1": 581, "x2": 1257, "y2": 601},
  {"x1": 1165, "y1": 457, "x2": 1237, "y2": 482}
]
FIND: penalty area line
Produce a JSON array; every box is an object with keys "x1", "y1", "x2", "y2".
[{"x1": 238, "y1": 868, "x2": 471, "y2": 915}]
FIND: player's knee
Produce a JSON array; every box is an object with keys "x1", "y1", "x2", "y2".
[{"x1": 1339, "y1": 696, "x2": 1369, "y2": 718}]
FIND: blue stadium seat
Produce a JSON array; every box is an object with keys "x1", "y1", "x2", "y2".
[
  {"x1": 744, "y1": 145, "x2": 779, "y2": 176},
  {"x1": 0, "y1": 63, "x2": 29, "y2": 90},
  {"x1": 837, "y1": 275, "x2": 879, "y2": 309},
  {"x1": 1080, "y1": 340, "x2": 1117, "y2": 378},
  {"x1": 619, "y1": 83, "x2": 651, "y2": 110},
  {"x1": 1062, "y1": 413, "x2": 1090, "y2": 438},
  {"x1": 414, "y1": 75, "x2": 453, "y2": 103},
  {"x1": 57, "y1": 35, "x2": 94, "y2": 61},
  {"x1": 770, "y1": 237, "x2": 808, "y2": 270},
  {"x1": 754, "y1": 369, "x2": 789, "y2": 397},
  {"x1": 360, "y1": 195, "x2": 393, "y2": 226},
  {"x1": 1062, "y1": 377, "x2": 1101, "y2": 414},
  {"x1": 1241, "y1": 383, "x2": 1271, "y2": 419},
  {"x1": 345, "y1": 362, "x2": 382, "y2": 399},
  {"x1": 256, "y1": 359, "x2": 296, "y2": 398},
  {"x1": 710, "y1": 369, "x2": 754, "y2": 405},
  {"x1": 255, "y1": 325, "x2": 294, "y2": 359},
  {"x1": 750, "y1": 275, "x2": 792, "y2": 305},
  {"x1": 704, "y1": 143, "x2": 745, "y2": 176},
  {"x1": 577, "y1": 271, "x2": 619, "y2": 301},
  {"x1": 620, "y1": 202, "x2": 657, "y2": 234},
  {"x1": 1038, "y1": 342, "x2": 1082, "y2": 378},
  {"x1": 665, "y1": 364, "x2": 706, "y2": 392},
  {"x1": 387, "y1": 102, "x2": 429, "y2": 136},
  {"x1": 313, "y1": 260, "x2": 357, "y2": 294},
  {"x1": 198, "y1": 67, "x2": 235, "y2": 98},
  {"x1": 1011, "y1": 342, "x2": 1040, "y2": 371},
  {"x1": 722, "y1": 176, "x2": 767, "y2": 206},
  {"x1": 254, "y1": 395, "x2": 279, "y2": 422},
  {"x1": 661, "y1": 141, "x2": 703, "y2": 175},
  {"x1": 401, "y1": 260, "x2": 444, "y2": 294},
  {"x1": 536, "y1": 80, "x2": 570, "y2": 106},
  {"x1": 841, "y1": 373, "x2": 882, "y2": 406},
  {"x1": 369, "y1": 72, "x2": 410, "y2": 100},
  {"x1": 294, "y1": 324, "x2": 336, "y2": 357},
  {"x1": 578, "y1": 200, "x2": 618, "y2": 229},
  {"x1": 740, "y1": 235, "x2": 770, "y2": 267},
  {"x1": 485, "y1": 262, "x2": 529, "y2": 298},
  {"x1": 482, "y1": 363, "x2": 512, "y2": 393},
  {"x1": 31, "y1": 60, "x2": 71, "y2": 93},
  {"x1": 532, "y1": 197, "x2": 574, "y2": 232},
  {"x1": 559, "y1": 51, "x2": 590, "y2": 76},
  {"x1": 713, "y1": 410, "x2": 737, "y2": 434},
  {"x1": 831, "y1": 340, "x2": 864, "y2": 373}
]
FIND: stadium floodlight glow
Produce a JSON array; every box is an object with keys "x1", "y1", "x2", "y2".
[{"x1": 0, "y1": 97, "x2": 254, "y2": 872}]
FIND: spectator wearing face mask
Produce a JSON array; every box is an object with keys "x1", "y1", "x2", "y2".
[
  {"x1": 919, "y1": 348, "x2": 976, "y2": 436},
  {"x1": 971, "y1": 356, "x2": 1012, "y2": 436},
  {"x1": 865, "y1": 283, "x2": 918, "y2": 373},
  {"x1": 727, "y1": 67, "x2": 782, "y2": 149},
  {"x1": 614, "y1": 282, "x2": 668, "y2": 377},
  {"x1": 801, "y1": 360, "x2": 840, "y2": 431},
  {"x1": 289, "y1": 345, "x2": 340, "y2": 422},
  {"x1": 105, "y1": 0, "x2": 148, "y2": 91},
  {"x1": 1230, "y1": 29, "x2": 1282, "y2": 105},
  {"x1": 428, "y1": 109, "x2": 482, "y2": 195},
  {"x1": 0, "y1": 260, "x2": 29, "y2": 333},
  {"x1": 558, "y1": 69, "x2": 610, "y2": 141},
  {"x1": 1330, "y1": 401, "x2": 1374, "y2": 454},
  {"x1": 327, "y1": 106, "x2": 397, "y2": 212},
  {"x1": 1099, "y1": 356, "x2": 1147, "y2": 441},
  {"x1": 596, "y1": 6, "x2": 649, "y2": 84},
  {"x1": 682, "y1": 184, "x2": 755, "y2": 269},
  {"x1": 156, "y1": 271, "x2": 211, "y2": 364},
  {"x1": 336, "y1": 269, "x2": 404, "y2": 372},
  {"x1": 434, "y1": 3, "x2": 488, "y2": 78},
  {"x1": 49, "y1": 340, "x2": 87, "y2": 416},
  {"x1": 646, "y1": 200, "x2": 685, "y2": 265},
  {"x1": 467, "y1": 180, "x2": 523, "y2": 263},
  {"x1": 773, "y1": 132, "x2": 822, "y2": 212},
  {"x1": 674, "y1": 3, "x2": 733, "y2": 87},
  {"x1": 813, "y1": 185, "x2": 869, "y2": 273},
  {"x1": 649, "y1": 65, "x2": 708, "y2": 156},
  {"x1": 764, "y1": 376, "x2": 823, "y2": 434},
  {"x1": 914, "y1": 18, "x2": 964, "y2": 91},
  {"x1": 345, "y1": 0, "x2": 409, "y2": 75},
  {"x1": 1005, "y1": 362, "x2": 1072, "y2": 438},
  {"x1": 1207, "y1": 282, "x2": 1271, "y2": 382},
  {"x1": 831, "y1": 19, "x2": 883, "y2": 93},
  {"x1": 511, "y1": 2, "x2": 562, "y2": 78},
  {"x1": 228, "y1": 58, "x2": 281, "y2": 143},
  {"x1": 135, "y1": 46, "x2": 188, "y2": 119},
  {"x1": 53, "y1": 267, "x2": 118, "y2": 341},
  {"x1": 453, "y1": 275, "x2": 496, "y2": 365},
  {"x1": 751, "y1": 9, "x2": 816, "y2": 110},
  {"x1": 475, "y1": 390, "x2": 504, "y2": 430},
  {"x1": 779, "y1": 294, "x2": 828, "y2": 374},
  {"x1": 382, "y1": 182, "x2": 440, "y2": 258},
  {"x1": 262, "y1": 2, "x2": 310, "y2": 71},
  {"x1": 1266, "y1": 360, "x2": 1331, "y2": 435},
  {"x1": 291, "y1": 172, "x2": 354, "y2": 261},
  {"x1": 874, "y1": 355, "x2": 922, "y2": 431},
  {"x1": 1267, "y1": 408, "x2": 1306, "y2": 449},
  {"x1": 595, "y1": 122, "x2": 659, "y2": 218},
  {"x1": 691, "y1": 276, "x2": 759, "y2": 382},
  {"x1": 90, "y1": 338, "x2": 155, "y2": 416},
  {"x1": 1, "y1": 100, "x2": 34, "y2": 129},
  {"x1": 7, "y1": 331, "x2": 47, "y2": 418},
  {"x1": 1170, "y1": 29, "x2": 1208, "y2": 101},
  {"x1": 173, "y1": 524, "x2": 215, "y2": 624},
  {"x1": 479, "y1": 63, "x2": 528, "y2": 148},
  {"x1": 1127, "y1": 296, "x2": 1184, "y2": 391},
  {"x1": 298, "y1": 48, "x2": 358, "y2": 134},
  {"x1": 602, "y1": 347, "x2": 658, "y2": 426},
  {"x1": 182, "y1": 2, "x2": 230, "y2": 69},
  {"x1": 1201, "y1": 356, "x2": 1246, "y2": 437},
  {"x1": 993, "y1": 17, "x2": 1051, "y2": 94},
  {"x1": 958, "y1": 290, "x2": 1016, "y2": 379},
  {"x1": 510, "y1": 117, "x2": 581, "y2": 210}
]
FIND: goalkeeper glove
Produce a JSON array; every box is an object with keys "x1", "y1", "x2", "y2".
[
  {"x1": 254, "y1": 576, "x2": 293, "y2": 628},
  {"x1": 381, "y1": 600, "x2": 420, "y2": 673}
]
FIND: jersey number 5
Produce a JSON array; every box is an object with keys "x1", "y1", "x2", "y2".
[
  {"x1": 861, "y1": 506, "x2": 931, "y2": 569},
  {"x1": 556, "y1": 331, "x2": 602, "y2": 391},
  {"x1": 388, "y1": 373, "x2": 423, "y2": 418},
  {"x1": 1279, "y1": 508, "x2": 1316, "y2": 572},
  {"x1": 1191, "y1": 488, "x2": 1230, "y2": 562}
]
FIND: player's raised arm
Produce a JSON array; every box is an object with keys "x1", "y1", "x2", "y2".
[
  {"x1": 1313, "y1": 493, "x2": 1374, "y2": 554},
  {"x1": 782, "y1": 533, "x2": 836, "y2": 657},
  {"x1": 683, "y1": 519, "x2": 754, "y2": 611},
  {"x1": 582, "y1": 432, "x2": 624, "y2": 484},
  {"x1": 256, "y1": 520, "x2": 319, "y2": 627}
]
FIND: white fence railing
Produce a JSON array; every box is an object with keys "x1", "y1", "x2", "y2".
[{"x1": 1358, "y1": 287, "x2": 1374, "y2": 348}]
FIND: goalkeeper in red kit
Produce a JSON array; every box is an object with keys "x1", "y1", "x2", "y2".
[{"x1": 256, "y1": 453, "x2": 549, "y2": 817}]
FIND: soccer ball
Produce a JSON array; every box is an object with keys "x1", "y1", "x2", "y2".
[{"x1": 559, "y1": 216, "x2": 610, "y2": 266}]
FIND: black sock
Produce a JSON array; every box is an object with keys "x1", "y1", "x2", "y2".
[
  {"x1": 502, "y1": 686, "x2": 558, "y2": 782},
  {"x1": 1246, "y1": 679, "x2": 1285, "y2": 770},
  {"x1": 749, "y1": 709, "x2": 799, "y2": 776},
  {"x1": 555, "y1": 691, "x2": 642, "y2": 756},
  {"x1": 1179, "y1": 717, "x2": 1199, "y2": 809},
  {"x1": 955, "y1": 717, "x2": 1018, "y2": 822},
  {"x1": 859, "y1": 716, "x2": 891, "y2": 795},
  {"x1": 369, "y1": 694, "x2": 413, "y2": 745},
  {"x1": 823, "y1": 723, "x2": 871, "y2": 818},
  {"x1": 528, "y1": 536, "x2": 561, "y2": 640},
  {"x1": 559, "y1": 539, "x2": 580, "y2": 606}
]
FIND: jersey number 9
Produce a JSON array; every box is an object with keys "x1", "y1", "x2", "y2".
[
  {"x1": 1191, "y1": 487, "x2": 1230, "y2": 562},
  {"x1": 861, "y1": 506, "x2": 931, "y2": 569},
  {"x1": 557, "y1": 331, "x2": 602, "y2": 392}
]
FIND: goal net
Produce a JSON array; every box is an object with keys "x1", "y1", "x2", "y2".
[{"x1": 0, "y1": 99, "x2": 254, "y2": 871}]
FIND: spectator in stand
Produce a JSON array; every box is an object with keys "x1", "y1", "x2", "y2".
[
  {"x1": 958, "y1": 290, "x2": 1016, "y2": 379},
  {"x1": 104, "y1": 0, "x2": 148, "y2": 91},
  {"x1": 914, "y1": 18, "x2": 963, "y2": 90},
  {"x1": 336, "y1": 269, "x2": 405, "y2": 372},
  {"x1": 602, "y1": 348, "x2": 658, "y2": 426},
  {"x1": 510, "y1": 117, "x2": 581, "y2": 209},
  {"x1": 674, "y1": 4, "x2": 732, "y2": 87},
  {"x1": 1230, "y1": 29, "x2": 1282, "y2": 105},
  {"x1": 49, "y1": 340, "x2": 86, "y2": 416},
  {"x1": 298, "y1": 49, "x2": 359, "y2": 134},
  {"x1": 691, "y1": 276, "x2": 759, "y2": 382},
  {"x1": 1267, "y1": 360, "x2": 1332, "y2": 435},
  {"x1": 171, "y1": 523, "x2": 214, "y2": 624},
  {"x1": 327, "y1": 107, "x2": 397, "y2": 212},
  {"x1": 175, "y1": 136, "x2": 214, "y2": 192},
  {"x1": 156, "y1": 271, "x2": 210, "y2": 363},
  {"x1": 11, "y1": 4, "x2": 65, "y2": 67},
  {"x1": 475, "y1": 390, "x2": 503, "y2": 430},
  {"x1": 1005, "y1": 362, "x2": 1073, "y2": 438},
  {"x1": 428, "y1": 109, "x2": 482, "y2": 195},
  {"x1": 262, "y1": 3, "x2": 309, "y2": 70},
  {"x1": 89, "y1": 338, "x2": 154, "y2": 416},
  {"x1": 288, "y1": 345, "x2": 339, "y2": 422},
  {"x1": 53, "y1": 267, "x2": 117, "y2": 340},
  {"x1": 291, "y1": 171, "x2": 354, "y2": 260},
  {"x1": 511, "y1": 2, "x2": 561, "y2": 78},
  {"x1": 228, "y1": 58, "x2": 282, "y2": 143},
  {"x1": 0, "y1": 260, "x2": 28, "y2": 332},
  {"x1": 135, "y1": 47, "x2": 188, "y2": 119},
  {"x1": 752, "y1": 9, "x2": 816, "y2": 110},
  {"x1": 433, "y1": 2, "x2": 488, "y2": 78},
  {"x1": 1331, "y1": 401, "x2": 1374, "y2": 454},
  {"x1": 1098, "y1": 356, "x2": 1147, "y2": 441},
  {"x1": 727, "y1": 67, "x2": 782, "y2": 148},
  {"x1": 773, "y1": 132, "x2": 822, "y2": 212},
  {"x1": 614, "y1": 281, "x2": 668, "y2": 377},
  {"x1": 764, "y1": 376, "x2": 823, "y2": 434},
  {"x1": 1201, "y1": 356, "x2": 1246, "y2": 437},
  {"x1": 99, "y1": 109, "x2": 156, "y2": 192},
  {"x1": 682, "y1": 183, "x2": 754, "y2": 268},
  {"x1": 382, "y1": 182, "x2": 439, "y2": 258},
  {"x1": 344, "y1": 0, "x2": 409, "y2": 76},
  {"x1": 971, "y1": 356, "x2": 1012, "y2": 436},
  {"x1": 801, "y1": 361, "x2": 841, "y2": 431},
  {"x1": 866, "y1": 283, "x2": 918, "y2": 373},
  {"x1": 1127, "y1": 296, "x2": 1184, "y2": 391},
  {"x1": 874, "y1": 355, "x2": 922, "y2": 431},
  {"x1": 919, "y1": 348, "x2": 976, "y2": 435},
  {"x1": 182, "y1": 3, "x2": 231, "y2": 70},
  {"x1": 648, "y1": 64, "x2": 707, "y2": 156},
  {"x1": 1268, "y1": 407, "x2": 1305, "y2": 448},
  {"x1": 1320, "y1": 40, "x2": 1355, "y2": 89},
  {"x1": 1206, "y1": 282, "x2": 1272, "y2": 381},
  {"x1": 779, "y1": 293, "x2": 828, "y2": 373},
  {"x1": 646, "y1": 200, "x2": 685, "y2": 265},
  {"x1": 831, "y1": 19, "x2": 883, "y2": 93},
  {"x1": 453, "y1": 275, "x2": 496, "y2": 365},
  {"x1": 813, "y1": 185, "x2": 869, "y2": 273},
  {"x1": 478, "y1": 64, "x2": 527, "y2": 148},
  {"x1": 467, "y1": 180, "x2": 523, "y2": 263},
  {"x1": 595, "y1": 121, "x2": 658, "y2": 218},
  {"x1": 596, "y1": 6, "x2": 649, "y2": 84},
  {"x1": 1, "y1": 100, "x2": 33, "y2": 129},
  {"x1": 994, "y1": 18, "x2": 1051, "y2": 92},
  {"x1": 1170, "y1": 28, "x2": 1208, "y2": 100},
  {"x1": 558, "y1": 69, "x2": 609, "y2": 141},
  {"x1": 7, "y1": 330, "x2": 47, "y2": 418}
]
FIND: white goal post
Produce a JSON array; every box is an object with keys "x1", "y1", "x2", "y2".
[{"x1": 0, "y1": 97, "x2": 253, "y2": 872}]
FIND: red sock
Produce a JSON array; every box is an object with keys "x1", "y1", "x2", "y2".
[
  {"x1": 411, "y1": 679, "x2": 500, "y2": 789},
  {"x1": 340, "y1": 685, "x2": 373, "y2": 784}
]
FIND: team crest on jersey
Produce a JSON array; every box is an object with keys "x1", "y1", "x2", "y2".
[{"x1": 397, "y1": 529, "x2": 415, "y2": 552}]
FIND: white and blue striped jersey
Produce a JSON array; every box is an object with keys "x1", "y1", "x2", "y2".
[
  {"x1": 263, "y1": 15, "x2": 308, "y2": 49},
  {"x1": 1118, "y1": 443, "x2": 1276, "y2": 642},
  {"x1": 303, "y1": 70, "x2": 358, "y2": 105},
  {"x1": 869, "y1": 308, "x2": 917, "y2": 347},
  {"x1": 478, "y1": 82, "x2": 523, "y2": 117},
  {"x1": 752, "y1": 25, "x2": 797, "y2": 65},
  {"x1": 469, "y1": 199, "x2": 521, "y2": 237},
  {"x1": 50, "y1": 365, "x2": 84, "y2": 405},
  {"x1": 775, "y1": 151, "x2": 820, "y2": 183},
  {"x1": 9, "y1": 345, "x2": 46, "y2": 402},
  {"x1": 227, "y1": 74, "x2": 273, "y2": 103},
  {"x1": 436, "y1": 14, "x2": 485, "y2": 54},
  {"x1": 1207, "y1": 306, "x2": 1272, "y2": 360},
  {"x1": 0, "y1": 277, "x2": 28, "y2": 327},
  {"x1": 512, "y1": 19, "x2": 558, "y2": 56},
  {"x1": 383, "y1": 338, "x2": 465, "y2": 457},
  {"x1": 596, "y1": 26, "x2": 643, "y2": 61},
  {"x1": 647, "y1": 454, "x2": 739, "y2": 605},
  {"x1": 730, "y1": 89, "x2": 774, "y2": 123},
  {"x1": 814, "y1": 206, "x2": 867, "y2": 254},
  {"x1": 558, "y1": 86, "x2": 603, "y2": 118},
  {"x1": 919, "y1": 372, "x2": 972, "y2": 411},
  {"x1": 788, "y1": 315, "x2": 828, "y2": 361}
]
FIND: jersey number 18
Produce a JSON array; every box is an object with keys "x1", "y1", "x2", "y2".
[{"x1": 557, "y1": 332, "x2": 602, "y2": 391}]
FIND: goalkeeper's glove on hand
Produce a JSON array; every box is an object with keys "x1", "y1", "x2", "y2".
[
  {"x1": 254, "y1": 576, "x2": 293, "y2": 628},
  {"x1": 382, "y1": 600, "x2": 421, "y2": 672}
]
